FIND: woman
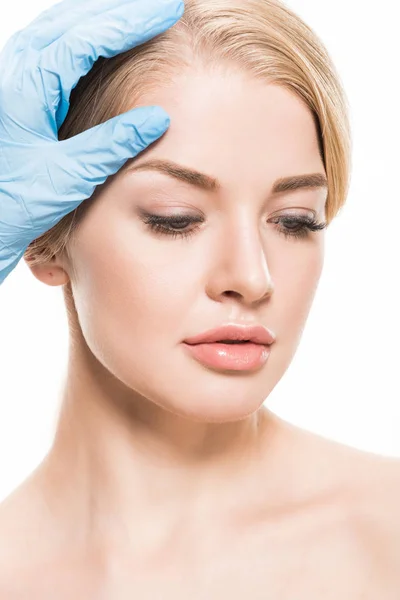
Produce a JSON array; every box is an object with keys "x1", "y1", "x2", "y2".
[{"x1": 0, "y1": 0, "x2": 399, "y2": 596}]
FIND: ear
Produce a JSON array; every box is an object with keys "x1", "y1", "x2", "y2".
[{"x1": 24, "y1": 253, "x2": 70, "y2": 287}]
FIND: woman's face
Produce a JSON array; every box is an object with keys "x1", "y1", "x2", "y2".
[{"x1": 60, "y1": 69, "x2": 327, "y2": 422}]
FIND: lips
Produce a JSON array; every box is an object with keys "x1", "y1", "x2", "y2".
[
  {"x1": 184, "y1": 323, "x2": 276, "y2": 346},
  {"x1": 183, "y1": 339, "x2": 272, "y2": 371},
  {"x1": 218, "y1": 340, "x2": 249, "y2": 344}
]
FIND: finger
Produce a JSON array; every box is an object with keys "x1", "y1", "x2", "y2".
[
  {"x1": 24, "y1": 0, "x2": 154, "y2": 51},
  {"x1": 18, "y1": 0, "x2": 87, "y2": 39},
  {"x1": 28, "y1": 0, "x2": 184, "y2": 51},
  {"x1": 0, "y1": 246, "x2": 24, "y2": 285},
  {"x1": 36, "y1": 0, "x2": 184, "y2": 128},
  {"x1": 55, "y1": 106, "x2": 170, "y2": 203},
  {"x1": 17, "y1": 0, "x2": 137, "y2": 47}
]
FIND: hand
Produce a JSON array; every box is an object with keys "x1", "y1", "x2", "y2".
[{"x1": 0, "y1": 0, "x2": 184, "y2": 284}]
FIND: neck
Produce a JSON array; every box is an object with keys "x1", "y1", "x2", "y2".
[{"x1": 34, "y1": 336, "x2": 296, "y2": 564}]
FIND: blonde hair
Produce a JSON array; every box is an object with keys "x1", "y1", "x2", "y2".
[{"x1": 25, "y1": 0, "x2": 352, "y2": 271}]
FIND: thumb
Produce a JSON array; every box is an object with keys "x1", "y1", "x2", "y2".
[{"x1": 58, "y1": 106, "x2": 170, "y2": 190}]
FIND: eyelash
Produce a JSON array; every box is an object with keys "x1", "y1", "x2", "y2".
[{"x1": 142, "y1": 214, "x2": 327, "y2": 241}]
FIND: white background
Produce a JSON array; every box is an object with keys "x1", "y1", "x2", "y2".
[{"x1": 0, "y1": 0, "x2": 399, "y2": 503}]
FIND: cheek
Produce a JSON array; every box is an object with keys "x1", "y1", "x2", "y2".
[
  {"x1": 69, "y1": 229, "x2": 194, "y2": 366},
  {"x1": 274, "y1": 247, "x2": 324, "y2": 340}
]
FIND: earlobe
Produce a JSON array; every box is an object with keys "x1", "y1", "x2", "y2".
[{"x1": 24, "y1": 256, "x2": 70, "y2": 287}]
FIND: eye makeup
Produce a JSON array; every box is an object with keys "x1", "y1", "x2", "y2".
[{"x1": 139, "y1": 210, "x2": 327, "y2": 242}]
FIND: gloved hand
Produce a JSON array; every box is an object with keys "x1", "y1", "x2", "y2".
[{"x1": 0, "y1": 0, "x2": 184, "y2": 285}]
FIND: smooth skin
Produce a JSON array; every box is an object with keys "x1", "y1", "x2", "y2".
[{"x1": 1, "y1": 1, "x2": 400, "y2": 598}]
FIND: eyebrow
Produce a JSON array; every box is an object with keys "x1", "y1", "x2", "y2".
[{"x1": 125, "y1": 158, "x2": 328, "y2": 194}]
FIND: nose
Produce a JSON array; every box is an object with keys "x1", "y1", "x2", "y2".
[{"x1": 206, "y1": 217, "x2": 275, "y2": 307}]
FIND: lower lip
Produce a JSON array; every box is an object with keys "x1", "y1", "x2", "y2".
[{"x1": 183, "y1": 342, "x2": 271, "y2": 371}]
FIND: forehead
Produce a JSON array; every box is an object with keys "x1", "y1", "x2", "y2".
[{"x1": 128, "y1": 69, "x2": 324, "y2": 192}]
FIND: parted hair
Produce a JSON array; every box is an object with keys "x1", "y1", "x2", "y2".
[{"x1": 24, "y1": 0, "x2": 352, "y2": 270}]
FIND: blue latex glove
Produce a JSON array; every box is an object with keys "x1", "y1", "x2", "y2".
[{"x1": 0, "y1": 0, "x2": 185, "y2": 285}]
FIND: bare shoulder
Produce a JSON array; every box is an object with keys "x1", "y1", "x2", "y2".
[
  {"x1": 0, "y1": 472, "x2": 51, "y2": 584},
  {"x1": 0, "y1": 489, "x2": 30, "y2": 596},
  {"x1": 0, "y1": 478, "x2": 98, "y2": 598},
  {"x1": 346, "y1": 451, "x2": 400, "y2": 564},
  {"x1": 302, "y1": 428, "x2": 400, "y2": 578},
  {"x1": 0, "y1": 484, "x2": 34, "y2": 571},
  {"x1": 297, "y1": 425, "x2": 400, "y2": 595}
]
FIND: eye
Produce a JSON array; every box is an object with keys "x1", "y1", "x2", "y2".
[
  {"x1": 141, "y1": 213, "x2": 327, "y2": 241},
  {"x1": 141, "y1": 214, "x2": 203, "y2": 241},
  {"x1": 269, "y1": 215, "x2": 327, "y2": 240}
]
